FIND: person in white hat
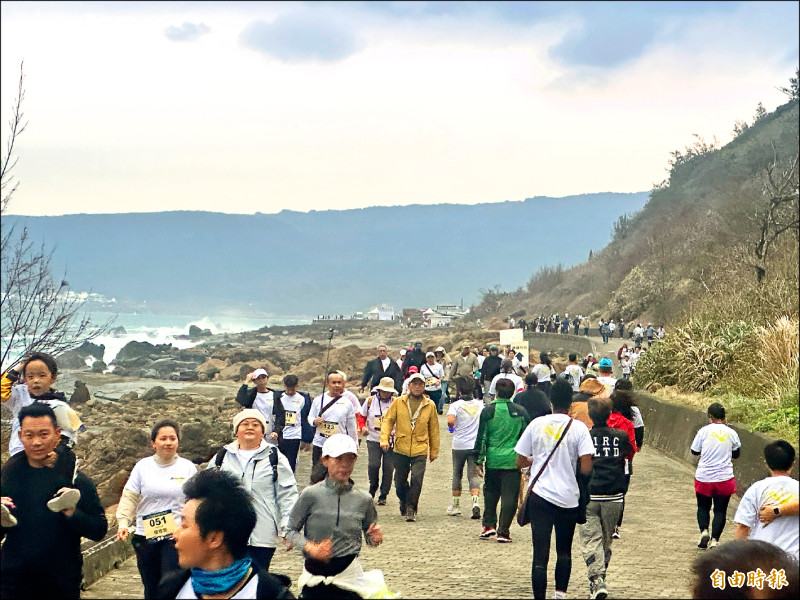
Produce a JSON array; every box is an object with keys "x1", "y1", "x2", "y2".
[
  {"x1": 380, "y1": 373, "x2": 440, "y2": 522},
  {"x1": 420, "y1": 352, "x2": 445, "y2": 414},
  {"x1": 360, "y1": 377, "x2": 398, "y2": 505},
  {"x1": 207, "y1": 409, "x2": 298, "y2": 572},
  {"x1": 284, "y1": 434, "x2": 388, "y2": 598},
  {"x1": 235, "y1": 367, "x2": 278, "y2": 441}
]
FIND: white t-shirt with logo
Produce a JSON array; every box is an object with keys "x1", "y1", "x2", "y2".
[
  {"x1": 447, "y1": 399, "x2": 484, "y2": 450},
  {"x1": 564, "y1": 364, "x2": 584, "y2": 392},
  {"x1": 691, "y1": 423, "x2": 741, "y2": 482},
  {"x1": 124, "y1": 455, "x2": 198, "y2": 536},
  {"x1": 515, "y1": 414, "x2": 595, "y2": 509},
  {"x1": 733, "y1": 476, "x2": 799, "y2": 559},
  {"x1": 360, "y1": 395, "x2": 395, "y2": 443},
  {"x1": 308, "y1": 393, "x2": 357, "y2": 447},
  {"x1": 488, "y1": 372, "x2": 525, "y2": 396},
  {"x1": 278, "y1": 392, "x2": 306, "y2": 440},
  {"x1": 252, "y1": 391, "x2": 275, "y2": 436},
  {"x1": 532, "y1": 363, "x2": 554, "y2": 383}
]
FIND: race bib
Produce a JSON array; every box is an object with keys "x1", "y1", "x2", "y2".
[
  {"x1": 285, "y1": 411, "x2": 297, "y2": 425},
  {"x1": 317, "y1": 421, "x2": 339, "y2": 437},
  {"x1": 373, "y1": 416, "x2": 383, "y2": 431},
  {"x1": 142, "y1": 510, "x2": 175, "y2": 542}
]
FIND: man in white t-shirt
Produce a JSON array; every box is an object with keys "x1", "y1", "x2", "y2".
[
  {"x1": 564, "y1": 354, "x2": 584, "y2": 393},
  {"x1": 308, "y1": 372, "x2": 358, "y2": 482},
  {"x1": 690, "y1": 402, "x2": 742, "y2": 549},
  {"x1": 515, "y1": 379, "x2": 595, "y2": 599},
  {"x1": 446, "y1": 377, "x2": 484, "y2": 519},
  {"x1": 734, "y1": 440, "x2": 799, "y2": 560}
]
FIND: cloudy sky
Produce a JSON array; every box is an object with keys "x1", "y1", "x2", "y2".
[{"x1": 1, "y1": 1, "x2": 797, "y2": 216}]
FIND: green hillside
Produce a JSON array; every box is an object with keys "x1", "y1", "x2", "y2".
[{"x1": 470, "y1": 99, "x2": 799, "y2": 327}]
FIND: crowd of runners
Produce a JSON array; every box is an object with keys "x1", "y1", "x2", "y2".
[{"x1": 1, "y1": 339, "x2": 797, "y2": 599}]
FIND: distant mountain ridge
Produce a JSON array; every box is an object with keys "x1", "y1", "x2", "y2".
[{"x1": 3, "y1": 192, "x2": 648, "y2": 316}]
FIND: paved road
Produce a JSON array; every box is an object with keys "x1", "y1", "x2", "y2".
[{"x1": 84, "y1": 410, "x2": 738, "y2": 599}]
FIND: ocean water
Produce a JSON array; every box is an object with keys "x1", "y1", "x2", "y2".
[{"x1": 4, "y1": 310, "x2": 312, "y2": 368}]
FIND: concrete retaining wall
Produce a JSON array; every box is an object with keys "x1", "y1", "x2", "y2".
[
  {"x1": 523, "y1": 332, "x2": 594, "y2": 357},
  {"x1": 636, "y1": 392, "x2": 799, "y2": 494},
  {"x1": 81, "y1": 531, "x2": 136, "y2": 589}
]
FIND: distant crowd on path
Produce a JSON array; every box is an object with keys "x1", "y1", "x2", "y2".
[
  {"x1": 1, "y1": 345, "x2": 797, "y2": 600},
  {"x1": 509, "y1": 313, "x2": 666, "y2": 346}
]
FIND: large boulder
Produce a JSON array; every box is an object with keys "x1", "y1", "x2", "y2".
[
  {"x1": 115, "y1": 341, "x2": 173, "y2": 363},
  {"x1": 69, "y1": 381, "x2": 91, "y2": 405},
  {"x1": 141, "y1": 386, "x2": 168, "y2": 401},
  {"x1": 217, "y1": 362, "x2": 254, "y2": 381},
  {"x1": 196, "y1": 358, "x2": 226, "y2": 379}
]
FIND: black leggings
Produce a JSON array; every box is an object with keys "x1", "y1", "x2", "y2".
[
  {"x1": 529, "y1": 493, "x2": 580, "y2": 599},
  {"x1": 696, "y1": 493, "x2": 731, "y2": 540}
]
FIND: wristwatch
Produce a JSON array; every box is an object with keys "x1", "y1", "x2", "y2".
[{"x1": 773, "y1": 506, "x2": 781, "y2": 516}]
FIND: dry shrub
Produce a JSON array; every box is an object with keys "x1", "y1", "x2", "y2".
[{"x1": 725, "y1": 316, "x2": 800, "y2": 407}]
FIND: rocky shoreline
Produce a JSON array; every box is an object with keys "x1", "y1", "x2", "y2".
[{"x1": 1, "y1": 320, "x2": 510, "y2": 521}]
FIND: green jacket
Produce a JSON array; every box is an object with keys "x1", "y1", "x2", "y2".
[{"x1": 475, "y1": 399, "x2": 530, "y2": 470}]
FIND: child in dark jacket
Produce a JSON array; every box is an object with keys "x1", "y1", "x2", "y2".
[{"x1": 577, "y1": 398, "x2": 632, "y2": 600}]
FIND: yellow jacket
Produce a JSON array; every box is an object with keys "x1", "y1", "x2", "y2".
[{"x1": 380, "y1": 393, "x2": 440, "y2": 460}]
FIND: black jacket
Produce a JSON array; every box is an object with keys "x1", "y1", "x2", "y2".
[
  {"x1": 512, "y1": 387, "x2": 552, "y2": 421},
  {"x1": 402, "y1": 349, "x2": 426, "y2": 374},
  {"x1": 156, "y1": 566, "x2": 294, "y2": 599},
  {"x1": 360, "y1": 357, "x2": 403, "y2": 392},
  {"x1": 480, "y1": 355, "x2": 503, "y2": 383},
  {"x1": 587, "y1": 426, "x2": 632, "y2": 496},
  {"x1": 1, "y1": 455, "x2": 107, "y2": 593}
]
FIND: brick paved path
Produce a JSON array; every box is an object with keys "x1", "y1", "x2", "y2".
[{"x1": 84, "y1": 414, "x2": 739, "y2": 599}]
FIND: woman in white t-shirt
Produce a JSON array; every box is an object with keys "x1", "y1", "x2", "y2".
[
  {"x1": 515, "y1": 380, "x2": 595, "y2": 600},
  {"x1": 531, "y1": 352, "x2": 556, "y2": 398},
  {"x1": 690, "y1": 402, "x2": 741, "y2": 550},
  {"x1": 420, "y1": 352, "x2": 446, "y2": 414},
  {"x1": 446, "y1": 377, "x2": 484, "y2": 519},
  {"x1": 116, "y1": 420, "x2": 199, "y2": 599}
]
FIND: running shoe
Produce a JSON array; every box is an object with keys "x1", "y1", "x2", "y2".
[
  {"x1": 612, "y1": 526, "x2": 620, "y2": 539},
  {"x1": 590, "y1": 577, "x2": 608, "y2": 600},
  {"x1": 471, "y1": 504, "x2": 481, "y2": 520},
  {"x1": 709, "y1": 538, "x2": 719, "y2": 549},
  {"x1": 496, "y1": 534, "x2": 512, "y2": 543},
  {"x1": 405, "y1": 507, "x2": 416, "y2": 522},
  {"x1": 376, "y1": 497, "x2": 387, "y2": 506},
  {"x1": 479, "y1": 526, "x2": 496, "y2": 539},
  {"x1": 698, "y1": 529, "x2": 710, "y2": 549},
  {"x1": 47, "y1": 488, "x2": 81, "y2": 513},
  {"x1": 1, "y1": 503, "x2": 17, "y2": 528},
  {"x1": 446, "y1": 505, "x2": 462, "y2": 516},
  {"x1": 399, "y1": 502, "x2": 407, "y2": 517}
]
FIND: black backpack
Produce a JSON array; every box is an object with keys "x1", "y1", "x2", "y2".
[{"x1": 214, "y1": 445, "x2": 279, "y2": 483}]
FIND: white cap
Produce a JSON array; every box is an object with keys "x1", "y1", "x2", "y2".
[
  {"x1": 321, "y1": 433, "x2": 359, "y2": 458},
  {"x1": 434, "y1": 346, "x2": 445, "y2": 353},
  {"x1": 252, "y1": 368, "x2": 268, "y2": 379},
  {"x1": 406, "y1": 373, "x2": 425, "y2": 385},
  {"x1": 399, "y1": 348, "x2": 407, "y2": 355},
  {"x1": 425, "y1": 352, "x2": 435, "y2": 358}
]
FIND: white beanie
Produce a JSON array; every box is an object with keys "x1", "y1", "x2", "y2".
[{"x1": 232, "y1": 409, "x2": 267, "y2": 435}]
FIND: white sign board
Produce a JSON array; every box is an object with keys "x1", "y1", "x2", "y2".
[{"x1": 500, "y1": 328, "x2": 524, "y2": 345}]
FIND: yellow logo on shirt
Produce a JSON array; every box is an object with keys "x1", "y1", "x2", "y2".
[
  {"x1": 543, "y1": 424, "x2": 565, "y2": 441},
  {"x1": 711, "y1": 431, "x2": 728, "y2": 442},
  {"x1": 766, "y1": 489, "x2": 798, "y2": 505},
  {"x1": 461, "y1": 405, "x2": 479, "y2": 416}
]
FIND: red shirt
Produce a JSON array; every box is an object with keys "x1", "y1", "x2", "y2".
[{"x1": 608, "y1": 412, "x2": 638, "y2": 461}]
